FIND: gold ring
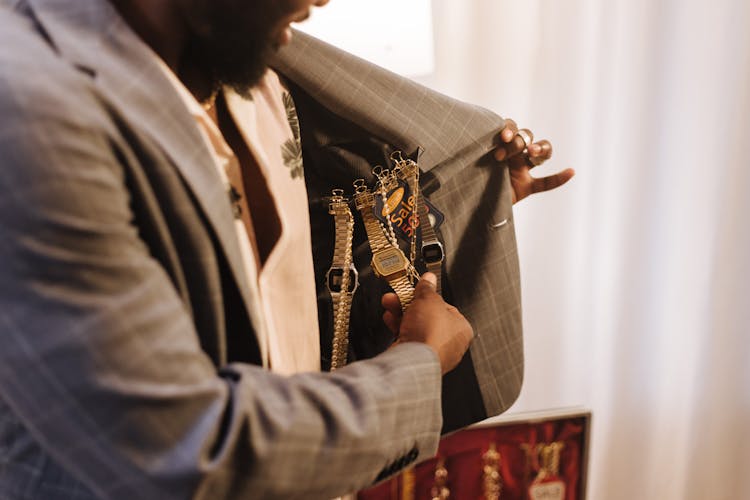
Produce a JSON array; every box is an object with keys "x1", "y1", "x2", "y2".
[{"x1": 516, "y1": 128, "x2": 533, "y2": 148}]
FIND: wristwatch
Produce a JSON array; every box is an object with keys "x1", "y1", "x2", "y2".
[
  {"x1": 417, "y1": 200, "x2": 444, "y2": 293},
  {"x1": 393, "y1": 157, "x2": 445, "y2": 294},
  {"x1": 326, "y1": 189, "x2": 358, "y2": 370},
  {"x1": 353, "y1": 180, "x2": 415, "y2": 310}
]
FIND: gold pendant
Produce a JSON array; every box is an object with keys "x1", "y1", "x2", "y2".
[
  {"x1": 430, "y1": 458, "x2": 450, "y2": 500},
  {"x1": 523, "y1": 442, "x2": 565, "y2": 500},
  {"x1": 482, "y1": 443, "x2": 503, "y2": 500}
]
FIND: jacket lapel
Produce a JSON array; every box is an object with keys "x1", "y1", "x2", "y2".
[{"x1": 27, "y1": 0, "x2": 262, "y2": 344}]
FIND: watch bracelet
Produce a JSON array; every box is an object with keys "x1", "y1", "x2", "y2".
[
  {"x1": 353, "y1": 184, "x2": 416, "y2": 311},
  {"x1": 417, "y1": 195, "x2": 443, "y2": 294},
  {"x1": 328, "y1": 196, "x2": 356, "y2": 370}
]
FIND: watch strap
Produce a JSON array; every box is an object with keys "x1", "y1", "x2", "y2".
[
  {"x1": 390, "y1": 274, "x2": 415, "y2": 309},
  {"x1": 327, "y1": 191, "x2": 356, "y2": 370},
  {"x1": 417, "y1": 195, "x2": 444, "y2": 294}
]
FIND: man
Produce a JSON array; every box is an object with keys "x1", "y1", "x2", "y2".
[{"x1": 0, "y1": 1, "x2": 572, "y2": 499}]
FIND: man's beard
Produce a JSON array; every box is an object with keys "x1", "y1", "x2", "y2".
[{"x1": 180, "y1": 1, "x2": 280, "y2": 99}]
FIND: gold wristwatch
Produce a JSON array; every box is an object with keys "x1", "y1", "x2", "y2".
[
  {"x1": 326, "y1": 189, "x2": 358, "y2": 370},
  {"x1": 393, "y1": 156, "x2": 445, "y2": 294},
  {"x1": 353, "y1": 179, "x2": 415, "y2": 310}
]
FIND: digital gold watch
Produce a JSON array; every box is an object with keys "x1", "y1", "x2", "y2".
[
  {"x1": 353, "y1": 180, "x2": 415, "y2": 311},
  {"x1": 326, "y1": 189, "x2": 358, "y2": 370}
]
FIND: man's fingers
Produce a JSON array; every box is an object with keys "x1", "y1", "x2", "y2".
[
  {"x1": 413, "y1": 272, "x2": 438, "y2": 299},
  {"x1": 500, "y1": 119, "x2": 518, "y2": 143},
  {"x1": 528, "y1": 139, "x2": 553, "y2": 164},
  {"x1": 382, "y1": 292, "x2": 403, "y2": 333},
  {"x1": 507, "y1": 138, "x2": 555, "y2": 171},
  {"x1": 531, "y1": 168, "x2": 575, "y2": 194},
  {"x1": 507, "y1": 153, "x2": 532, "y2": 170},
  {"x1": 382, "y1": 310, "x2": 401, "y2": 334},
  {"x1": 497, "y1": 121, "x2": 547, "y2": 162},
  {"x1": 381, "y1": 292, "x2": 402, "y2": 313},
  {"x1": 419, "y1": 272, "x2": 437, "y2": 289},
  {"x1": 495, "y1": 135, "x2": 527, "y2": 161},
  {"x1": 537, "y1": 139, "x2": 553, "y2": 159}
]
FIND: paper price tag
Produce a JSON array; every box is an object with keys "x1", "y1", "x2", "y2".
[
  {"x1": 372, "y1": 178, "x2": 443, "y2": 243},
  {"x1": 529, "y1": 480, "x2": 565, "y2": 500}
]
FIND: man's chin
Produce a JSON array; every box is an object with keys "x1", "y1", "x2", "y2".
[
  {"x1": 219, "y1": 56, "x2": 275, "y2": 97},
  {"x1": 186, "y1": 27, "x2": 280, "y2": 98}
]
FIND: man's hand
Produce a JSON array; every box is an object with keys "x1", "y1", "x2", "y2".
[
  {"x1": 381, "y1": 273, "x2": 474, "y2": 375},
  {"x1": 494, "y1": 118, "x2": 575, "y2": 204}
]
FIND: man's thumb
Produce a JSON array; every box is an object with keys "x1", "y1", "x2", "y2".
[{"x1": 414, "y1": 272, "x2": 437, "y2": 297}]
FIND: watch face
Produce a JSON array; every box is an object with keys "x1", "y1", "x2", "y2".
[
  {"x1": 371, "y1": 247, "x2": 409, "y2": 279},
  {"x1": 326, "y1": 266, "x2": 358, "y2": 293},
  {"x1": 421, "y1": 241, "x2": 444, "y2": 264}
]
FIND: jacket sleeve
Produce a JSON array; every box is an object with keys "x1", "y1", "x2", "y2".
[{"x1": 0, "y1": 50, "x2": 441, "y2": 500}]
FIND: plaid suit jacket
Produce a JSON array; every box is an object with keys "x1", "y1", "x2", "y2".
[
  {"x1": 0, "y1": 1, "x2": 459, "y2": 498},
  {"x1": 273, "y1": 33, "x2": 523, "y2": 432}
]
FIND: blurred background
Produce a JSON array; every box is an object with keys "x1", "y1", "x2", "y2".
[{"x1": 299, "y1": 0, "x2": 750, "y2": 498}]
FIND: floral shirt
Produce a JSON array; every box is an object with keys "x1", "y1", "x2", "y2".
[{"x1": 160, "y1": 62, "x2": 320, "y2": 375}]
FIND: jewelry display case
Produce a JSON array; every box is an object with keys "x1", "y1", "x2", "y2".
[{"x1": 358, "y1": 407, "x2": 591, "y2": 500}]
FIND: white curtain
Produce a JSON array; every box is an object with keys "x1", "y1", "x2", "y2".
[{"x1": 416, "y1": 1, "x2": 750, "y2": 498}]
